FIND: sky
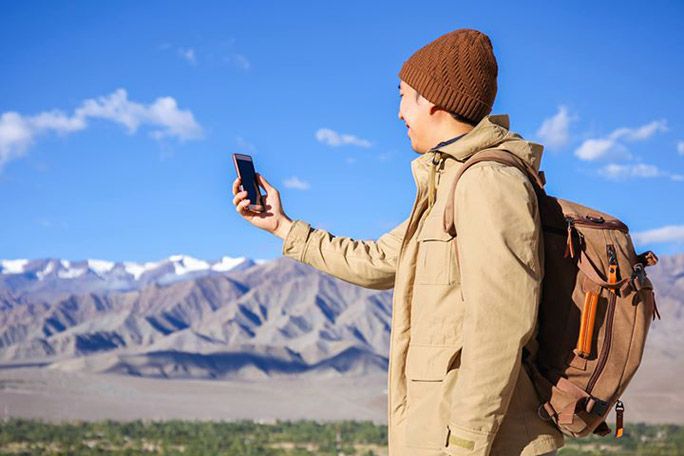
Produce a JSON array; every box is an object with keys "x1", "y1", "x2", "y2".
[{"x1": 1, "y1": 1, "x2": 683, "y2": 263}]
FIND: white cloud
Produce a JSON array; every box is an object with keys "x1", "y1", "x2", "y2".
[
  {"x1": 575, "y1": 138, "x2": 621, "y2": 161},
  {"x1": 315, "y1": 128, "x2": 372, "y2": 148},
  {"x1": 178, "y1": 48, "x2": 197, "y2": 65},
  {"x1": 283, "y1": 176, "x2": 310, "y2": 190},
  {"x1": 597, "y1": 162, "x2": 683, "y2": 181},
  {"x1": 76, "y1": 89, "x2": 203, "y2": 140},
  {"x1": 0, "y1": 112, "x2": 35, "y2": 166},
  {"x1": 574, "y1": 119, "x2": 667, "y2": 161},
  {"x1": 609, "y1": 120, "x2": 667, "y2": 142},
  {"x1": 0, "y1": 89, "x2": 203, "y2": 169},
  {"x1": 677, "y1": 140, "x2": 684, "y2": 156},
  {"x1": 536, "y1": 105, "x2": 574, "y2": 149},
  {"x1": 632, "y1": 225, "x2": 684, "y2": 245},
  {"x1": 598, "y1": 163, "x2": 661, "y2": 179}
]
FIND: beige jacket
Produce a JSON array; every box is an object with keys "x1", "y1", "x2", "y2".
[{"x1": 281, "y1": 114, "x2": 565, "y2": 455}]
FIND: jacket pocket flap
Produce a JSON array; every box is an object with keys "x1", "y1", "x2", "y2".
[
  {"x1": 417, "y1": 215, "x2": 455, "y2": 242},
  {"x1": 405, "y1": 344, "x2": 462, "y2": 381}
]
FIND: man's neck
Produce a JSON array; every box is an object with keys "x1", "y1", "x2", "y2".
[{"x1": 430, "y1": 124, "x2": 474, "y2": 150}]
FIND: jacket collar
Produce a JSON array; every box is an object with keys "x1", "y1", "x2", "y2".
[
  {"x1": 412, "y1": 113, "x2": 544, "y2": 174},
  {"x1": 410, "y1": 114, "x2": 545, "y2": 213},
  {"x1": 429, "y1": 114, "x2": 509, "y2": 161}
]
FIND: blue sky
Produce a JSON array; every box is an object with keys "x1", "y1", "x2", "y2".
[{"x1": 1, "y1": 1, "x2": 683, "y2": 263}]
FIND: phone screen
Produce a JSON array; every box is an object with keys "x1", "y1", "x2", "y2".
[{"x1": 235, "y1": 156, "x2": 260, "y2": 206}]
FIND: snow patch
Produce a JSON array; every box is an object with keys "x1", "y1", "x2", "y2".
[
  {"x1": 0, "y1": 259, "x2": 29, "y2": 274},
  {"x1": 37, "y1": 261, "x2": 55, "y2": 280},
  {"x1": 212, "y1": 256, "x2": 247, "y2": 272},
  {"x1": 87, "y1": 259, "x2": 115, "y2": 274},
  {"x1": 58, "y1": 267, "x2": 86, "y2": 279},
  {"x1": 168, "y1": 254, "x2": 210, "y2": 275},
  {"x1": 123, "y1": 261, "x2": 160, "y2": 280}
]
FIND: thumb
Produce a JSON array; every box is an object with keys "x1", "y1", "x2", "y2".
[{"x1": 256, "y1": 172, "x2": 272, "y2": 190}]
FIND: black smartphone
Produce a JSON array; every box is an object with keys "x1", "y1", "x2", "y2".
[{"x1": 232, "y1": 153, "x2": 265, "y2": 212}]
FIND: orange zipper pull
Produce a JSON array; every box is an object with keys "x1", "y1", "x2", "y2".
[
  {"x1": 575, "y1": 290, "x2": 599, "y2": 358},
  {"x1": 615, "y1": 400, "x2": 624, "y2": 438}
]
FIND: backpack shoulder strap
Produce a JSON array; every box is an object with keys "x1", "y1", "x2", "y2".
[{"x1": 442, "y1": 148, "x2": 546, "y2": 236}]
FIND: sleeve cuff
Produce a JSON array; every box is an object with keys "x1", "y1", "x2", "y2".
[
  {"x1": 442, "y1": 423, "x2": 495, "y2": 456},
  {"x1": 281, "y1": 219, "x2": 313, "y2": 262}
]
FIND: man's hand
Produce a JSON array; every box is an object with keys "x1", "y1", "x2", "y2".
[{"x1": 231, "y1": 172, "x2": 293, "y2": 239}]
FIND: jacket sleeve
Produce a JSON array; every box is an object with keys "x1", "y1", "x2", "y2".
[
  {"x1": 443, "y1": 162, "x2": 543, "y2": 456},
  {"x1": 281, "y1": 217, "x2": 409, "y2": 290}
]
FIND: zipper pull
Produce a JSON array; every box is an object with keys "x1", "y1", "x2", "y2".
[
  {"x1": 607, "y1": 245, "x2": 619, "y2": 294},
  {"x1": 427, "y1": 151, "x2": 445, "y2": 211},
  {"x1": 564, "y1": 218, "x2": 576, "y2": 258},
  {"x1": 615, "y1": 400, "x2": 624, "y2": 438}
]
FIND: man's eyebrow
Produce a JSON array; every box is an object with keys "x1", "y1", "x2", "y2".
[{"x1": 397, "y1": 84, "x2": 401, "y2": 90}]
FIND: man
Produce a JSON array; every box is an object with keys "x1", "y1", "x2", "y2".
[{"x1": 232, "y1": 28, "x2": 563, "y2": 456}]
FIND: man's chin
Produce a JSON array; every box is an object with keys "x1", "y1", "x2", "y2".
[{"x1": 410, "y1": 143, "x2": 428, "y2": 154}]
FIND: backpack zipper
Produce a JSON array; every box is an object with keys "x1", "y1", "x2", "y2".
[
  {"x1": 586, "y1": 244, "x2": 619, "y2": 394},
  {"x1": 569, "y1": 214, "x2": 628, "y2": 232}
]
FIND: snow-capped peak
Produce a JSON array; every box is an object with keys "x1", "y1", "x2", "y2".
[
  {"x1": 122, "y1": 260, "x2": 161, "y2": 280},
  {"x1": 167, "y1": 254, "x2": 210, "y2": 275},
  {"x1": 87, "y1": 259, "x2": 115, "y2": 274},
  {"x1": 0, "y1": 259, "x2": 29, "y2": 274},
  {"x1": 211, "y1": 256, "x2": 248, "y2": 272}
]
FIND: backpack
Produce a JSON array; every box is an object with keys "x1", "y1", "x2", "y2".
[{"x1": 441, "y1": 148, "x2": 661, "y2": 439}]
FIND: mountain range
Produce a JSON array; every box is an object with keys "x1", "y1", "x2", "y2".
[{"x1": 0, "y1": 253, "x2": 681, "y2": 381}]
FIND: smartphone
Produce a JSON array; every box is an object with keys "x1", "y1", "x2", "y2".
[{"x1": 232, "y1": 153, "x2": 265, "y2": 212}]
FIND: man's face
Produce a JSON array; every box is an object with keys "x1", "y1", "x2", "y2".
[{"x1": 398, "y1": 80, "x2": 434, "y2": 154}]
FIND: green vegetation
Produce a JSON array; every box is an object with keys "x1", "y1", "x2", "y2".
[{"x1": 0, "y1": 419, "x2": 680, "y2": 455}]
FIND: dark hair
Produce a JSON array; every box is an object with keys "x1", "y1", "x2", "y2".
[{"x1": 448, "y1": 111, "x2": 477, "y2": 127}]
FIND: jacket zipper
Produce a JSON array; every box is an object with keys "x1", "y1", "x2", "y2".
[{"x1": 586, "y1": 244, "x2": 618, "y2": 394}]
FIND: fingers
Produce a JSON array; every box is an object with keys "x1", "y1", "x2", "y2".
[
  {"x1": 235, "y1": 196, "x2": 252, "y2": 215},
  {"x1": 232, "y1": 176, "x2": 242, "y2": 196},
  {"x1": 232, "y1": 190, "x2": 248, "y2": 206},
  {"x1": 256, "y1": 172, "x2": 273, "y2": 191}
]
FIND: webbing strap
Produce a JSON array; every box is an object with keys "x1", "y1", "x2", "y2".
[{"x1": 442, "y1": 148, "x2": 546, "y2": 237}]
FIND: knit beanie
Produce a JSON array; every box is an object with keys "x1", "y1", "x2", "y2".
[{"x1": 398, "y1": 28, "x2": 498, "y2": 124}]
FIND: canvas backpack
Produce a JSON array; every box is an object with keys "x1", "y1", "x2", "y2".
[{"x1": 442, "y1": 148, "x2": 661, "y2": 439}]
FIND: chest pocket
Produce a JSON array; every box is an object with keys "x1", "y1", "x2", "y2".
[{"x1": 415, "y1": 213, "x2": 458, "y2": 285}]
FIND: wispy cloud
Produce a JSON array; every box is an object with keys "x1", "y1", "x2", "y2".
[
  {"x1": 225, "y1": 53, "x2": 251, "y2": 71},
  {"x1": 378, "y1": 150, "x2": 393, "y2": 161},
  {"x1": 0, "y1": 89, "x2": 203, "y2": 169},
  {"x1": 632, "y1": 225, "x2": 684, "y2": 244},
  {"x1": 235, "y1": 136, "x2": 256, "y2": 153},
  {"x1": 178, "y1": 47, "x2": 197, "y2": 65},
  {"x1": 315, "y1": 128, "x2": 372, "y2": 148},
  {"x1": 283, "y1": 176, "x2": 310, "y2": 190},
  {"x1": 597, "y1": 162, "x2": 683, "y2": 181},
  {"x1": 678, "y1": 140, "x2": 684, "y2": 156},
  {"x1": 536, "y1": 105, "x2": 575, "y2": 149},
  {"x1": 574, "y1": 119, "x2": 667, "y2": 161}
]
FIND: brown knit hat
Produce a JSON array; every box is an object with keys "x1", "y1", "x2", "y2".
[{"x1": 398, "y1": 28, "x2": 498, "y2": 124}]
